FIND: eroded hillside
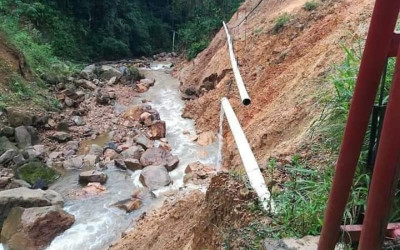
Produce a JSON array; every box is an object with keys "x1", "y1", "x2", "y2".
[{"x1": 177, "y1": 0, "x2": 373, "y2": 169}]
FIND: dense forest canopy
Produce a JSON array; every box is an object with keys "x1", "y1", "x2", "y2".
[{"x1": 0, "y1": 0, "x2": 243, "y2": 61}]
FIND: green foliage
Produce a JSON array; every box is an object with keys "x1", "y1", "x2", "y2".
[
  {"x1": 16, "y1": 161, "x2": 60, "y2": 185},
  {"x1": 0, "y1": 0, "x2": 244, "y2": 61},
  {"x1": 269, "y1": 156, "x2": 369, "y2": 239},
  {"x1": 8, "y1": 74, "x2": 34, "y2": 98},
  {"x1": 99, "y1": 38, "x2": 130, "y2": 60},
  {"x1": 304, "y1": 1, "x2": 319, "y2": 11},
  {"x1": 315, "y1": 43, "x2": 394, "y2": 154},
  {"x1": 274, "y1": 13, "x2": 291, "y2": 33},
  {"x1": 176, "y1": 0, "x2": 244, "y2": 59}
]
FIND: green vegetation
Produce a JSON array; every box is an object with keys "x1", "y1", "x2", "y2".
[
  {"x1": 0, "y1": 0, "x2": 244, "y2": 61},
  {"x1": 222, "y1": 43, "x2": 398, "y2": 248},
  {"x1": 274, "y1": 13, "x2": 291, "y2": 33},
  {"x1": 176, "y1": 0, "x2": 243, "y2": 59},
  {"x1": 304, "y1": 1, "x2": 319, "y2": 11},
  {"x1": 268, "y1": 43, "x2": 398, "y2": 241},
  {"x1": 16, "y1": 161, "x2": 60, "y2": 186}
]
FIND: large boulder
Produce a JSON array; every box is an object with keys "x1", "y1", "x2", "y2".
[
  {"x1": 80, "y1": 64, "x2": 96, "y2": 80},
  {"x1": 122, "y1": 104, "x2": 152, "y2": 122},
  {"x1": 139, "y1": 165, "x2": 171, "y2": 191},
  {"x1": 0, "y1": 187, "x2": 64, "y2": 227},
  {"x1": 124, "y1": 159, "x2": 142, "y2": 171},
  {"x1": 1, "y1": 206, "x2": 75, "y2": 250},
  {"x1": 121, "y1": 146, "x2": 143, "y2": 160},
  {"x1": 14, "y1": 126, "x2": 32, "y2": 149},
  {"x1": 140, "y1": 147, "x2": 179, "y2": 171},
  {"x1": 79, "y1": 170, "x2": 107, "y2": 184},
  {"x1": 6, "y1": 108, "x2": 33, "y2": 127},
  {"x1": 197, "y1": 131, "x2": 217, "y2": 146},
  {"x1": 134, "y1": 133, "x2": 153, "y2": 150},
  {"x1": 0, "y1": 137, "x2": 17, "y2": 156},
  {"x1": 22, "y1": 145, "x2": 44, "y2": 160},
  {"x1": 100, "y1": 65, "x2": 122, "y2": 80}
]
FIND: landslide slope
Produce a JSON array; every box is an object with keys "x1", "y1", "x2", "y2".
[
  {"x1": 0, "y1": 34, "x2": 28, "y2": 89},
  {"x1": 178, "y1": 0, "x2": 373, "y2": 169}
]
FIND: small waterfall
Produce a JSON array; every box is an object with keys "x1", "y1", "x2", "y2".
[{"x1": 217, "y1": 103, "x2": 224, "y2": 171}]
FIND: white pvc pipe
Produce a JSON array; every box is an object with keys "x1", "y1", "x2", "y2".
[
  {"x1": 223, "y1": 22, "x2": 251, "y2": 106},
  {"x1": 221, "y1": 97, "x2": 275, "y2": 212}
]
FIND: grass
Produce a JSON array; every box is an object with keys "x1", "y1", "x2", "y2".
[
  {"x1": 223, "y1": 41, "x2": 400, "y2": 247},
  {"x1": 0, "y1": 73, "x2": 61, "y2": 111},
  {"x1": 0, "y1": 10, "x2": 81, "y2": 111},
  {"x1": 304, "y1": 1, "x2": 319, "y2": 11},
  {"x1": 274, "y1": 13, "x2": 291, "y2": 33}
]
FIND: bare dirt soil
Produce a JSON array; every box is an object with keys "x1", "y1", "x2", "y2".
[
  {"x1": 0, "y1": 34, "x2": 28, "y2": 87},
  {"x1": 177, "y1": 0, "x2": 373, "y2": 169},
  {"x1": 110, "y1": 173, "x2": 263, "y2": 250}
]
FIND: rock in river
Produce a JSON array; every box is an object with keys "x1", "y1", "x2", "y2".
[
  {"x1": 139, "y1": 165, "x2": 171, "y2": 191},
  {"x1": 140, "y1": 147, "x2": 179, "y2": 171},
  {"x1": 197, "y1": 131, "x2": 217, "y2": 146},
  {"x1": 113, "y1": 198, "x2": 142, "y2": 213},
  {"x1": 148, "y1": 120, "x2": 166, "y2": 139},
  {"x1": 79, "y1": 170, "x2": 107, "y2": 184},
  {"x1": 1, "y1": 206, "x2": 75, "y2": 250},
  {"x1": 124, "y1": 158, "x2": 142, "y2": 171}
]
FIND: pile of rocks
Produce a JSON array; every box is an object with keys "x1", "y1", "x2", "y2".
[
  {"x1": 0, "y1": 187, "x2": 74, "y2": 249},
  {"x1": 183, "y1": 161, "x2": 216, "y2": 186},
  {"x1": 152, "y1": 52, "x2": 177, "y2": 62}
]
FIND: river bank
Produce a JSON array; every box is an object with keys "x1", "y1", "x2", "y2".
[{"x1": 0, "y1": 55, "x2": 220, "y2": 249}]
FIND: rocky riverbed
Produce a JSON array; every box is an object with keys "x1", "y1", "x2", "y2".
[{"x1": 0, "y1": 53, "x2": 219, "y2": 249}]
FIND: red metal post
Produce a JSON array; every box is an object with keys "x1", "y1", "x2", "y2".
[
  {"x1": 318, "y1": 0, "x2": 400, "y2": 249},
  {"x1": 358, "y1": 48, "x2": 400, "y2": 250}
]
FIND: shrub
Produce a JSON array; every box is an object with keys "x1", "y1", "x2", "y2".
[
  {"x1": 274, "y1": 13, "x2": 291, "y2": 33},
  {"x1": 304, "y1": 1, "x2": 319, "y2": 11},
  {"x1": 100, "y1": 37, "x2": 130, "y2": 60}
]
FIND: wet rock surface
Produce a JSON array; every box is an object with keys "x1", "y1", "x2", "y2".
[
  {"x1": 0, "y1": 59, "x2": 219, "y2": 249},
  {"x1": 139, "y1": 165, "x2": 172, "y2": 191},
  {"x1": 1, "y1": 206, "x2": 75, "y2": 250},
  {"x1": 140, "y1": 147, "x2": 179, "y2": 171},
  {"x1": 0, "y1": 187, "x2": 64, "y2": 227},
  {"x1": 79, "y1": 170, "x2": 108, "y2": 184}
]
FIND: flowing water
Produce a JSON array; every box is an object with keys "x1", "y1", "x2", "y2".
[{"x1": 45, "y1": 62, "x2": 219, "y2": 250}]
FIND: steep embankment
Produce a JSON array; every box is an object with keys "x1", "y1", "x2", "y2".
[
  {"x1": 0, "y1": 35, "x2": 28, "y2": 89},
  {"x1": 113, "y1": 1, "x2": 375, "y2": 249},
  {"x1": 178, "y1": 0, "x2": 373, "y2": 169}
]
